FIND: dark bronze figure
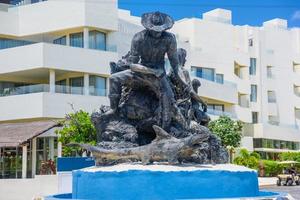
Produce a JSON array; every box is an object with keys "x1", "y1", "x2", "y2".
[{"x1": 86, "y1": 11, "x2": 228, "y2": 165}]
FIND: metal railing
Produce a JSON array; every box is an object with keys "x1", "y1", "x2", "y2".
[
  {"x1": 190, "y1": 73, "x2": 237, "y2": 88},
  {"x1": 0, "y1": 39, "x2": 117, "y2": 53},
  {"x1": 0, "y1": 38, "x2": 35, "y2": 50},
  {"x1": 0, "y1": 84, "x2": 107, "y2": 97},
  {"x1": 0, "y1": 84, "x2": 49, "y2": 96}
]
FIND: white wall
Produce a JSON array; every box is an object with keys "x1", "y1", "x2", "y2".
[
  {"x1": 0, "y1": 93, "x2": 109, "y2": 121},
  {"x1": 0, "y1": 43, "x2": 117, "y2": 75},
  {"x1": 0, "y1": 0, "x2": 118, "y2": 36},
  {"x1": 0, "y1": 175, "x2": 58, "y2": 200}
]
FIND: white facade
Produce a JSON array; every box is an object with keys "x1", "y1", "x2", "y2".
[
  {"x1": 171, "y1": 8, "x2": 300, "y2": 159},
  {"x1": 0, "y1": 1, "x2": 299, "y2": 159}
]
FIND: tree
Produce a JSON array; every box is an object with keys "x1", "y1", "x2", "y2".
[
  {"x1": 208, "y1": 115, "x2": 243, "y2": 162},
  {"x1": 56, "y1": 109, "x2": 96, "y2": 157}
]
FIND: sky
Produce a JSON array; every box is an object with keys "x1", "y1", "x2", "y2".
[{"x1": 118, "y1": 0, "x2": 300, "y2": 28}]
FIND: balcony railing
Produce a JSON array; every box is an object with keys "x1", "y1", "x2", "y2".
[
  {"x1": 0, "y1": 84, "x2": 49, "y2": 96},
  {"x1": 0, "y1": 38, "x2": 35, "y2": 50},
  {"x1": 9, "y1": 0, "x2": 47, "y2": 6},
  {"x1": 238, "y1": 99, "x2": 250, "y2": 108},
  {"x1": 206, "y1": 108, "x2": 237, "y2": 119},
  {"x1": 0, "y1": 84, "x2": 107, "y2": 97},
  {"x1": 0, "y1": 39, "x2": 117, "y2": 52}
]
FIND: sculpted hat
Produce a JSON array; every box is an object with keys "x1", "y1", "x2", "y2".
[{"x1": 141, "y1": 11, "x2": 174, "y2": 32}]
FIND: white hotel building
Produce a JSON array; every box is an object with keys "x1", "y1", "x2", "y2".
[{"x1": 0, "y1": 0, "x2": 299, "y2": 178}]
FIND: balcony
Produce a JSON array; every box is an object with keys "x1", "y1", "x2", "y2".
[
  {"x1": 193, "y1": 77, "x2": 237, "y2": 104},
  {"x1": 206, "y1": 108, "x2": 237, "y2": 119},
  {"x1": 234, "y1": 49, "x2": 250, "y2": 67},
  {"x1": 0, "y1": 84, "x2": 107, "y2": 97},
  {"x1": 294, "y1": 85, "x2": 300, "y2": 97},
  {"x1": 0, "y1": 43, "x2": 118, "y2": 75},
  {"x1": 0, "y1": 92, "x2": 109, "y2": 121},
  {"x1": 0, "y1": 0, "x2": 118, "y2": 36},
  {"x1": 233, "y1": 105, "x2": 252, "y2": 123}
]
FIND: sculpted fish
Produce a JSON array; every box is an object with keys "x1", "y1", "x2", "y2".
[{"x1": 74, "y1": 125, "x2": 210, "y2": 165}]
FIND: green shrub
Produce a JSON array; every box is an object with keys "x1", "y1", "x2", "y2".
[
  {"x1": 233, "y1": 149, "x2": 259, "y2": 170},
  {"x1": 279, "y1": 152, "x2": 300, "y2": 162},
  {"x1": 261, "y1": 160, "x2": 283, "y2": 177}
]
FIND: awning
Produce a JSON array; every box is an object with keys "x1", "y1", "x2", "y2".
[{"x1": 0, "y1": 120, "x2": 58, "y2": 148}]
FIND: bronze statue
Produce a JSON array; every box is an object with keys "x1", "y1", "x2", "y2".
[{"x1": 86, "y1": 11, "x2": 228, "y2": 165}]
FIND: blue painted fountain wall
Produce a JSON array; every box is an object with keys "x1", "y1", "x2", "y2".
[{"x1": 72, "y1": 169, "x2": 260, "y2": 200}]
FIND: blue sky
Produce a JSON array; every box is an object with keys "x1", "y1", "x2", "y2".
[{"x1": 118, "y1": 0, "x2": 300, "y2": 28}]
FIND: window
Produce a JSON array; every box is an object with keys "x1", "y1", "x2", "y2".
[
  {"x1": 250, "y1": 85, "x2": 257, "y2": 102},
  {"x1": 53, "y1": 36, "x2": 66, "y2": 45},
  {"x1": 238, "y1": 93, "x2": 249, "y2": 108},
  {"x1": 0, "y1": 38, "x2": 33, "y2": 50},
  {"x1": 89, "y1": 76, "x2": 106, "y2": 96},
  {"x1": 70, "y1": 32, "x2": 83, "y2": 48},
  {"x1": 248, "y1": 38, "x2": 253, "y2": 47},
  {"x1": 216, "y1": 74, "x2": 224, "y2": 84},
  {"x1": 294, "y1": 85, "x2": 300, "y2": 97},
  {"x1": 70, "y1": 77, "x2": 83, "y2": 94},
  {"x1": 192, "y1": 67, "x2": 215, "y2": 81},
  {"x1": 249, "y1": 58, "x2": 256, "y2": 75},
  {"x1": 252, "y1": 112, "x2": 258, "y2": 123},
  {"x1": 267, "y1": 91, "x2": 276, "y2": 103},
  {"x1": 89, "y1": 31, "x2": 106, "y2": 51},
  {"x1": 55, "y1": 79, "x2": 67, "y2": 94},
  {"x1": 268, "y1": 115, "x2": 279, "y2": 125},
  {"x1": 207, "y1": 104, "x2": 224, "y2": 111},
  {"x1": 267, "y1": 66, "x2": 274, "y2": 78},
  {"x1": 253, "y1": 138, "x2": 300, "y2": 151}
]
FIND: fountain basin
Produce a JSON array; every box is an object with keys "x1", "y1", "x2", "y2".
[{"x1": 46, "y1": 164, "x2": 291, "y2": 200}]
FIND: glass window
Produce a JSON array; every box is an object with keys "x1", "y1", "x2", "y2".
[
  {"x1": 192, "y1": 67, "x2": 215, "y2": 81},
  {"x1": 268, "y1": 115, "x2": 279, "y2": 125},
  {"x1": 89, "y1": 31, "x2": 106, "y2": 51},
  {"x1": 250, "y1": 85, "x2": 257, "y2": 102},
  {"x1": 267, "y1": 66, "x2": 274, "y2": 78},
  {"x1": 55, "y1": 79, "x2": 67, "y2": 94},
  {"x1": 70, "y1": 77, "x2": 83, "y2": 95},
  {"x1": 0, "y1": 38, "x2": 33, "y2": 50},
  {"x1": 267, "y1": 91, "x2": 276, "y2": 103},
  {"x1": 216, "y1": 74, "x2": 224, "y2": 84},
  {"x1": 53, "y1": 36, "x2": 66, "y2": 45},
  {"x1": 70, "y1": 32, "x2": 83, "y2": 48},
  {"x1": 89, "y1": 76, "x2": 106, "y2": 96},
  {"x1": 248, "y1": 38, "x2": 253, "y2": 47},
  {"x1": 249, "y1": 58, "x2": 256, "y2": 75},
  {"x1": 252, "y1": 112, "x2": 258, "y2": 123}
]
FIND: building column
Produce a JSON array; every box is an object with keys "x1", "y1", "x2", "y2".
[
  {"x1": 49, "y1": 138, "x2": 55, "y2": 161},
  {"x1": 84, "y1": 73, "x2": 89, "y2": 96},
  {"x1": 49, "y1": 69, "x2": 56, "y2": 93},
  {"x1": 57, "y1": 142, "x2": 62, "y2": 158},
  {"x1": 106, "y1": 77, "x2": 109, "y2": 96},
  {"x1": 22, "y1": 145, "x2": 27, "y2": 179},
  {"x1": 66, "y1": 34, "x2": 70, "y2": 46},
  {"x1": 31, "y1": 138, "x2": 37, "y2": 178},
  {"x1": 83, "y1": 28, "x2": 89, "y2": 49}
]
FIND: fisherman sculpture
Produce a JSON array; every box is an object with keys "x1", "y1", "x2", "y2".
[
  {"x1": 106, "y1": 11, "x2": 188, "y2": 130},
  {"x1": 83, "y1": 11, "x2": 228, "y2": 165}
]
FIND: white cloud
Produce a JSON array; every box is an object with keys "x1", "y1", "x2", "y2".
[{"x1": 292, "y1": 10, "x2": 300, "y2": 21}]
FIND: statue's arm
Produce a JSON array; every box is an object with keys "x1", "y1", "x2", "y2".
[
  {"x1": 167, "y1": 34, "x2": 179, "y2": 74},
  {"x1": 191, "y1": 92, "x2": 208, "y2": 112},
  {"x1": 128, "y1": 34, "x2": 140, "y2": 64}
]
